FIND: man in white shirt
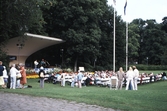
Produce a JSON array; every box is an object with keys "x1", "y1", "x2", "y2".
[
  {"x1": 133, "y1": 66, "x2": 139, "y2": 90},
  {"x1": 34, "y1": 60, "x2": 39, "y2": 69},
  {"x1": 10, "y1": 64, "x2": 20, "y2": 89}
]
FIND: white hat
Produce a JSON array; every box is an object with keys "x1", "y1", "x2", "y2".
[{"x1": 12, "y1": 64, "x2": 15, "y2": 67}]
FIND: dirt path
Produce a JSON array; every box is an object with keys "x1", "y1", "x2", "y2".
[{"x1": 0, "y1": 92, "x2": 120, "y2": 111}]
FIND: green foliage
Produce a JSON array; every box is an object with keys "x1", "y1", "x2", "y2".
[
  {"x1": 96, "y1": 6, "x2": 126, "y2": 69},
  {"x1": 1, "y1": 0, "x2": 167, "y2": 71},
  {"x1": 0, "y1": 0, "x2": 55, "y2": 67},
  {"x1": 131, "y1": 19, "x2": 167, "y2": 65},
  {"x1": 131, "y1": 64, "x2": 167, "y2": 70},
  {"x1": 43, "y1": 0, "x2": 112, "y2": 70},
  {"x1": 0, "y1": 0, "x2": 52, "y2": 44},
  {"x1": 128, "y1": 23, "x2": 140, "y2": 61},
  {"x1": 0, "y1": 48, "x2": 9, "y2": 69},
  {"x1": 63, "y1": 68, "x2": 73, "y2": 72},
  {"x1": 81, "y1": 62, "x2": 94, "y2": 72},
  {"x1": 162, "y1": 16, "x2": 167, "y2": 33}
]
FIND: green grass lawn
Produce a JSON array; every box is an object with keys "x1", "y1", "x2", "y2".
[
  {"x1": 140, "y1": 70, "x2": 167, "y2": 74},
  {"x1": 0, "y1": 79, "x2": 167, "y2": 111}
]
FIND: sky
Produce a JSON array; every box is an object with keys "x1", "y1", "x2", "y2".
[{"x1": 108, "y1": 0, "x2": 167, "y2": 23}]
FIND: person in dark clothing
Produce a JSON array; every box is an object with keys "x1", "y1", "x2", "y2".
[
  {"x1": 85, "y1": 76, "x2": 91, "y2": 86},
  {"x1": 40, "y1": 59, "x2": 46, "y2": 68},
  {"x1": 162, "y1": 72, "x2": 167, "y2": 80}
]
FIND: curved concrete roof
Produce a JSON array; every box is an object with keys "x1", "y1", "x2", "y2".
[
  {"x1": 2, "y1": 33, "x2": 65, "y2": 66},
  {"x1": 3, "y1": 33, "x2": 65, "y2": 56}
]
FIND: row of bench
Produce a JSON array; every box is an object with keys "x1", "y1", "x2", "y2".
[{"x1": 43, "y1": 74, "x2": 163, "y2": 86}]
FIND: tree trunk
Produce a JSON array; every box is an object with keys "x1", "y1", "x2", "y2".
[{"x1": 74, "y1": 56, "x2": 78, "y2": 72}]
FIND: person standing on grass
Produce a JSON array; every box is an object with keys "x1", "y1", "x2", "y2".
[
  {"x1": 125, "y1": 67, "x2": 135, "y2": 90},
  {"x1": 16, "y1": 71, "x2": 21, "y2": 88},
  {"x1": 10, "y1": 64, "x2": 20, "y2": 89},
  {"x1": 0, "y1": 61, "x2": 5, "y2": 88},
  {"x1": 77, "y1": 70, "x2": 84, "y2": 88},
  {"x1": 3, "y1": 66, "x2": 8, "y2": 88},
  {"x1": 71, "y1": 72, "x2": 77, "y2": 87},
  {"x1": 162, "y1": 72, "x2": 167, "y2": 80},
  {"x1": 117, "y1": 67, "x2": 125, "y2": 90},
  {"x1": 19, "y1": 63, "x2": 27, "y2": 89},
  {"x1": 34, "y1": 60, "x2": 39, "y2": 70},
  {"x1": 133, "y1": 66, "x2": 139, "y2": 90},
  {"x1": 38, "y1": 66, "x2": 45, "y2": 88},
  {"x1": 61, "y1": 70, "x2": 66, "y2": 87}
]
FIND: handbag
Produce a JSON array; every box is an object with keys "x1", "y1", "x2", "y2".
[
  {"x1": 40, "y1": 72, "x2": 44, "y2": 78},
  {"x1": 16, "y1": 73, "x2": 22, "y2": 78}
]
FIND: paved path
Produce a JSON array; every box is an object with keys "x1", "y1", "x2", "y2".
[{"x1": 0, "y1": 92, "x2": 120, "y2": 111}]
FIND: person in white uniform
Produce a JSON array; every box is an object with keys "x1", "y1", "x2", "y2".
[
  {"x1": 125, "y1": 67, "x2": 135, "y2": 90},
  {"x1": 9, "y1": 64, "x2": 20, "y2": 89},
  {"x1": 3, "y1": 66, "x2": 8, "y2": 88},
  {"x1": 61, "y1": 70, "x2": 66, "y2": 87},
  {"x1": 133, "y1": 66, "x2": 139, "y2": 90}
]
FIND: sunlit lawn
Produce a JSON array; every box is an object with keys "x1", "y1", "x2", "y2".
[{"x1": 0, "y1": 78, "x2": 167, "y2": 111}]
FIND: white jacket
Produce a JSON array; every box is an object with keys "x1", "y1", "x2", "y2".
[
  {"x1": 3, "y1": 66, "x2": 8, "y2": 78},
  {"x1": 10, "y1": 67, "x2": 20, "y2": 77},
  {"x1": 134, "y1": 69, "x2": 139, "y2": 78},
  {"x1": 126, "y1": 70, "x2": 135, "y2": 80}
]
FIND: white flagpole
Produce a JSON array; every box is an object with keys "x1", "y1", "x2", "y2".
[
  {"x1": 113, "y1": 4, "x2": 116, "y2": 72},
  {"x1": 125, "y1": 0, "x2": 128, "y2": 71},
  {"x1": 126, "y1": 22, "x2": 128, "y2": 71}
]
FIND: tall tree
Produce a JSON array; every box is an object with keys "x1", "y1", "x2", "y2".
[
  {"x1": 43, "y1": 0, "x2": 108, "y2": 71},
  {"x1": 141, "y1": 20, "x2": 167, "y2": 65},
  {"x1": 98, "y1": 5, "x2": 126, "y2": 70},
  {"x1": 162, "y1": 16, "x2": 167, "y2": 33},
  {"x1": 0, "y1": 0, "x2": 53, "y2": 65},
  {"x1": 0, "y1": 0, "x2": 47, "y2": 43},
  {"x1": 128, "y1": 22, "x2": 140, "y2": 64}
]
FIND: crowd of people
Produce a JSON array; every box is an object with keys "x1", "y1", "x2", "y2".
[
  {"x1": 1, "y1": 60, "x2": 166, "y2": 90},
  {"x1": 43, "y1": 66, "x2": 140, "y2": 90},
  {"x1": 46, "y1": 66, "x2": 165, "y2": 90},
  {"x1": 0, "y1": 61, "x2": 27, "y2": 89},
  {"x1": 38, "y1": 67, "x2": 85, "y2": 88},
  {"x1": 34, "y1": 59, "x2": 50, "y2": 69}
]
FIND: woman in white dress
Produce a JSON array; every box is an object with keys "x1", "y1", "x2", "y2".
[
  {"x1": 125, "y1": 67, "x2": 135, "y2": 90},
  {"x1": 61, "y1": 70, "x2": 66, "y2": 87},
  {"x1": 3, "y1": 66, "x2": 8, "y2": 88}
]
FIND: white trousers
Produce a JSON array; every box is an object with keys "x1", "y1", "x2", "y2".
[
  {"x1": 133, "y1": 77, "x2": 138, "y2": 90},
  {"x1": 126, "y1": 79, "x2": 134, "y2": 90},
  {"x1": 16, "y1": 79, "x2": 21, "y2": 88},
  {"x1": 61, "y1": 79, "x2": 65, "y2": 86},
  {"x1": 10, "y1": 76, "x2": 16, "y2": 89}
]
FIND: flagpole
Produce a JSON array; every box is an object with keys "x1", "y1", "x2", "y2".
[
  {"x1": 113, "y1": 4, "x2": 115, "y2": 72},
  {"x1": 125, "y1": 0, "x2": 128, "y2": 71},
  {"x1": 126, "y1": 22, "x2": 128, "y2": 71}
]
